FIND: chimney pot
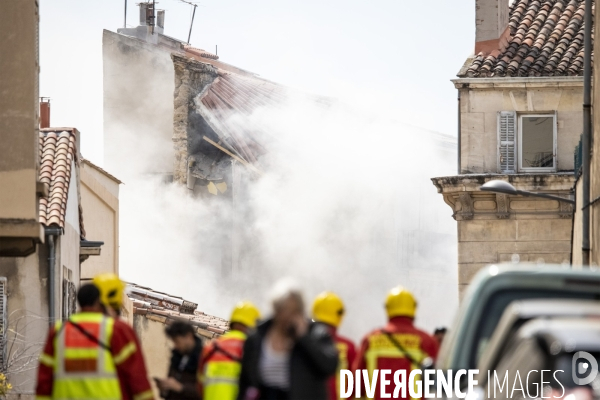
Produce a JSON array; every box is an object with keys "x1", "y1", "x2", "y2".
[
  {"x1": 157, "y1": 10, "x2": 165, "y2": 29},
  {"x1": 40, "y1": 98, "x2": 50, "y2": 129},
  {"x1": 475, "y1": 0, "x2": 510, "y2": 52}
]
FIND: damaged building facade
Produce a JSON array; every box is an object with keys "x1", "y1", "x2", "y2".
[
  {"x1": 433, "y1": 0, "x2": 589, "y2": 296},
  {"x1": 104, "y1": 4, "x2": 458, "y2": 285}
]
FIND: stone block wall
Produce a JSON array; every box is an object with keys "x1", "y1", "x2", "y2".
[
  {"x1": 455, "y1": 78, "x2": 583, "y2": 174},
  {"x1": 432, "y1": 173, "x2": 575, "y2": 298}
]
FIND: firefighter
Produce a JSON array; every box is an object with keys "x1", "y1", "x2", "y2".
[
  {"x1": 36, "y1": 279, "x2": 154, "y2": 400},
  {"x1": 353, "y1": 287, "x2": 439, "y2": 400},
  {"x1": 198, "y1": 301, "x2": 260, "y2": 400},
  {"x1": 312, "y1": 292, "x2": 357, "y2": 400}
]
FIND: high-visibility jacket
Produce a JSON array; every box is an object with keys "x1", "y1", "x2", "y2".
[
  {"x1": 198, "y1": 330, "x2": 246, "y2": 400},
  {"x1": 36, "y1": 312, "x2": 154, "y2": 400},
  {"x1": 353, "y1": 317, "x2": 439, "y2": 400},
  {"x1": 327, "y1": 329, "x2": 357, "y2": 400}
]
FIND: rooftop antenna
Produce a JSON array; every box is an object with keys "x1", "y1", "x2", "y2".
[
  {"x1": 151, "y1": 0, "x2": 156, "y2": 34},
  {"x1": 123, "y1": 0, "x2": 127, "y2": 28},
  {"x1": 180, "y1": 0, "x2": 198, "y2": 44}
]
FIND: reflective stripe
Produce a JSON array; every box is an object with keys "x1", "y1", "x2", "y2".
[
  {"x1": 220, "y1": 330, "x2": 247, "y2": 341},
  {"x1": 203, "y1": 333, "x2": 245, "y2": 400},
  {"x1": 39, "y1": 353, "x2": 55, "y2": 367},
  {"x1": 113, "y1": 341, "x2": 136, "y2": 365},
  {"x1": 52, "y1": 313, "x2": 122, "y2": 400},
  {"x1": 365, "y1": 332, "x2": 426, "y2": 400},
  {"x1": 133, "y1": 389, "x2": 154, "y2": 400}
]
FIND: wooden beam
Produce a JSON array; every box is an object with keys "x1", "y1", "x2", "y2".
[{"x1": 202, "y1": 136, "x2": 263, "y2": 175}]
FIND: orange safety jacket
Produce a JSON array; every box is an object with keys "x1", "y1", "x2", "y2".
[
  {"x1": 353, "y1": 317, "x2": 439, "y2": 400},
  {"x1": 36, "y1": 312, "x2": 154, "y2": 400},
  {"x1": 197, "y1": 330, "x2": 246, "y2": 400}
]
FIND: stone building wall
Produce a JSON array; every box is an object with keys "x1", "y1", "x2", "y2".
[
  {"x1": 433, "y1": 173, "x2": 575, "y2": 298},
  {"x1": 455, "y1": 77, "x2": 583, "y2": 174}
]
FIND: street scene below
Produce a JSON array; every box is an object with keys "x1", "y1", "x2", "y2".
[{"x1": 2, "y1": 0, "x2": 600, "y2": 399}]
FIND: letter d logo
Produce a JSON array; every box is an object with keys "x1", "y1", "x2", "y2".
[{"x1": 572, "y1": 351, "x2": 598, "y2": 385}]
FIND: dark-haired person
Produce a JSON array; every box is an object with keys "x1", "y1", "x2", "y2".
[
  {"x1": 433, "y1": 327, "x2": 447, "y2": 346},
  {"x1": 36, "y1": 283, "x2": 154, "y2": 400},
  {"x1": 156, "y1": 322, "x2": 202, "y2": 400}
]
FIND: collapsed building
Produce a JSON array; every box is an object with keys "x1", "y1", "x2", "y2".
[{"x1": 104, "y1": 2, "x2": 457, "y2": 279}]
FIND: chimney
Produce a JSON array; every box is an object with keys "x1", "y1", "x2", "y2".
[
  {"x1": 475, "y1": 0, "x2": 510, "y2": 54},
  {"x1": 40, "y1": 97, "x2": 50, "y2": 129}
]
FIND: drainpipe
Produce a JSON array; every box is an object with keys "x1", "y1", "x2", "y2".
[
  {"x1": 45, "y1": 227, "x2": 61, "y2": 324},
  {"x1": 582, "y1": 0, "x2": 592, "y2": 265},
  {"x1": 458, "y1": 90, "x2": 461, "y2": 174}
]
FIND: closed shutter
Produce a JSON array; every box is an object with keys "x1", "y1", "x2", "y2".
[
  {"x1": 0, "y1": 278, "x2": 7, "y2": 371},
  {"x1": 498, "y1": 111, "x2": 517, "y2": 173}
]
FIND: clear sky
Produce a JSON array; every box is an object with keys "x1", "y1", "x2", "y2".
[{"x1": 40, "y1": 0, "x2": 474, "y2": 166}]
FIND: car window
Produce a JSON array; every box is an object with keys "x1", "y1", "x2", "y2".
[{"x1": 470, "y1": 289, "x2": 598, "y2": 368}]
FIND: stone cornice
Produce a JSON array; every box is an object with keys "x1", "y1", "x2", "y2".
[
  {"x1": 452, "y1": 76, "x2": 584, "y2": 90},
  {"x1": 431, "y1": 174, "x2": 575, "y2": 221}
]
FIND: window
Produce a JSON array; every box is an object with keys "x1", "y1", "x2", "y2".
[
  {"x1": 62, "y1": 267, "x2": 75, "y2": 320},
  {"x1": 498, "y1": 112, "x2": 557, "y2": 173}
]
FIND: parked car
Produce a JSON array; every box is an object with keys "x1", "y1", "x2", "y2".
[
  {"x1": 483, "y1": 317, "x2": 600, "y2": 400},
  {"x1": 477, "y1": 298, "x2": 600, "y2": 388},
  {"x1": 437, "y1": 264, "x2": 600, "y2": 377}
]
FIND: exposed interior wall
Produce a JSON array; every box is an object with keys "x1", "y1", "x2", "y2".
[
  {"x1": 459, "y1": 83, "x2": 583, "y2": 174},
  {"x1": 132, "y1": 315, "x2": 171, "y2": 399},
  {"x1": 80, "y1": 162, "x2": 119, "y2": 279}
]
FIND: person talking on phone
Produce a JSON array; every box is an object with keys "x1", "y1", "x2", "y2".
[
  {"x1": 237, "y1": 279, "x2": 339, "y2": 400},
  {"x1": 156, "y1": 322, "x2": 202, "y2": 400}
]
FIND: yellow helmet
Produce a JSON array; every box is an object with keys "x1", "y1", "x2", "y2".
[
  {"x1": 92, "y1": 273, "x2": 126, "y2": 310},
  {"x1": 312, "y1": 292, "x2": 345, "y2": 328},
  {"x1": 230, "y1": 302, "x2": 261, "y2": 328},
  {"x1": 385, "y1": 286, "x2": 416, "y2": 318}
]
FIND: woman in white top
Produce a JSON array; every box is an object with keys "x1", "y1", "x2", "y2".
[{"x1": 237, "y1": 280, "x2": 339, "y2": 400}]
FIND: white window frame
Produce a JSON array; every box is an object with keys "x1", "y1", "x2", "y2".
[{"x1": 517, "y1": 112, "x2": 557, "y2": 173}]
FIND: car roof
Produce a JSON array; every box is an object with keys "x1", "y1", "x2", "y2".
[
  {"x1": 519, "y1": 317, "x2": 600, "y2": 353},
  {"x1": 477, "y1": 299, "x2": 600, "y2": 381},
  {"x1": 437, "y1": 264, "x2": 600, "y2": 371}
]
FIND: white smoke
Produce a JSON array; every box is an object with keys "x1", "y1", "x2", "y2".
[{"x1": 118, "y1": 90, "x2": 458, "y2": 341}]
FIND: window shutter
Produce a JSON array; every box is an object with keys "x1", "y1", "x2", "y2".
[
  {"x1": 498, "y1": 111, "x2": 517, "y2": 173},
  {"x1": 0, "y1": 278, "x2": 7, "y2": 370}
]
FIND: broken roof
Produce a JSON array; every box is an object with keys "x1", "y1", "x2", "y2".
[
  {"x1": 38, "y1": 128, "x2": 80, "y2": 230},
  {"x1": 463, "y1": 0, "x2": 593, "y2": 78},
  {"x1": 127, "y1": 283, "x2": 229, "y2": 339}
]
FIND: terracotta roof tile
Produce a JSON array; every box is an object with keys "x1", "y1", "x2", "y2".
[
  {"x1": 127, "y1": 283, "x2": 230, "y2": 339},
  {"x1": 38, "y1": 129, "x2": 78, "y2": 229},
  {"x1": 464, "y1": 0, "x2": 593, "y2": 77},
  {"x1": 183, "y1": 45, "x2": 219, "y2": 60}
]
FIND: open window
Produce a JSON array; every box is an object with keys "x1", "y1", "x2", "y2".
[{"x1": 498, "y1": 111, "x2": 557, "y2": 173}]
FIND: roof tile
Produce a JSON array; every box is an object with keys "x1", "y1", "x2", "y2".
[
  {"x1": 464, "y1": 0, "x2": 593, "y2": 78},
  {"x1": 127, "y1": 283, "x2": 230, "y2": 339},
  {"x1": 38, "y1": 129, "x2": 78, "y2": 229}
]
